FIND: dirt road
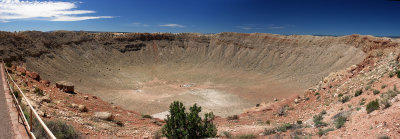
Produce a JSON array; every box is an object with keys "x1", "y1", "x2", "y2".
[{"x1": 0, "y1": 67, "x2": 13, "y2": 138}]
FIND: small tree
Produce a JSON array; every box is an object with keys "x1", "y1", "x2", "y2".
[
  {"x1": 163, "y1": 101, "x2": 188, "y2": 138},
  {"x1": 162, "y1": 101, "x2": 217, "y2": 139}
]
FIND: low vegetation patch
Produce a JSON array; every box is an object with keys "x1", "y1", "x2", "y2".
[
  {"x1": 34, "y1": 120, "x2": 80, "y2": 139},
  {"x1": 227, "y1": 115, "x2": 239, "y2": 120},
  {"x1": 397, "y1": 70, "x2": 400, "y2": 78},
  {"x1": 381, "y1": 98, "x2": 391, "y2": 109},
  {"x1": 318, "y1": 128, "x2": 334, "y2": 136},
  {"x1": 334, "y1": 115, "x2": 347, "y2": 129},
  {"x1": 359, "y1": 98, "x2": 366, "y2": 105},
  {"x1": 365, "y1": 85, "x2": 371, "y2": 91},
  {"x1": 265, "y1": 120, "x2": 271, "y2": 125},
  {"x1": 313, "y1": 110, "x2": 328, "y2": 127},
  {"x1": 142, "y1": 115, "x2": 152, "y2": 119},
  {"x1": 263, "y1": 128, "x2": 276, "y2": 135},
  {"x1": 381, "y1": 84, "x2": 387, "y2": 89},
  {"x1": 33, "y1": 88, "x2": 44, "y2": 96},
  {"x1": 5, "y1": 62, "x2": 12, "y2": 67},
  {"x1": 277, "y1": 123, "x2": 293, "y2": 132},
  {"x1": 379, "y1": 135, "x2": 391, "y2": 139},
  {"x1": 389, "y1": 71, "x2": 395, "y2": 78},
  {"x1": 373, "y1": 90, "x2": 380, "y2": 95},
  {"x1": 354, "y1": 89, "x2": 363, "y2": 97},
  {"x1": 366, "y1": 99, "x2": 380, "y2": 113},
  {"x1": 339, "y1": 96, "x2": 350, "y2": 103}
]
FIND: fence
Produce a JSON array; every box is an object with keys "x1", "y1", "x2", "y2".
[{"x1": 2, "y1": 61, "x2": 56, "y2": 139}]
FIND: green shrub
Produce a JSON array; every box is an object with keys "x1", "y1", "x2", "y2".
[
  {"x1": 380, "y1": 135, "x2": 390, "y2": 139},
  {"x1": 5, "y1": 62, "x2": 12, "y2": 67},
  {"x1": 381, "y1": 98, "x2": 391, "y2": 109},
  {"x1": 34, "y1": 88, "x2": 44, "y2": 96},
  {"x1": 315, "y1": 92, "x2": 320, "y2": 96},
  {"x1": 338, "y1": 93, "x2": 343, "y2": 97},
  {"x1": 142, "y1": 115, "x2": 152, "y2": 118},
  {"x1": 381, "y1": 84, "x2": 387, "y2": 89},
  {"x1": 389, "y1": 71, "x2": 395, "y2": 78},
  {"x1": 21, "y1": 72, "x2": 26, "y2": 76},
  {"x1": 162, "y1": 101, "x2": 217, "y2": 138},
  {"x1": 228, "y1": 115, "x2": 239, "y2": 120},
  {"x1": 277, "y1": 123, "x2": 292, "y2": 132},
  {"x1": 34, "y1": 120, "x2": 80, "y2": 139},
  {"x1": 297, "y1": 120, "x2": 303, "y2": 125},
  {"x1": 373, "y1": 90, "x2": 380, "y2": 95},
  {"x1": 365, "y1": 85, "x2": 371, "y2": 91},
  {"x1": 397, "y1": 70, "x2": 400, "y2": 78},
  {"x1": 359, "y1": 98, "x2": 366, "y2": 105},
  {"x1": 366, "y1": 99, "x2": 380, "y2": 113},
  {"x1": 318, "y1": 128, "x2": 334, "y2": 136},
  {"x1": 263, "y1": 128, "x2": 276, "y2": 135},
  {"x1": 340, "y1": 96, "x2": 350, "y2": 103},
  {"x1": 355, "y1": 89, "x2": 363, "y2": 97},
  {"x1": 334, "y1": 116, "x2": 347, "y2": 129},
  {"x1": 13, "y1": 91, "x2": 21, "y2": 102},
  {"x1": 265, "y1": 120, "x2": 271, "y2": 125},
  {"x1": 313, "y1": 111, "x2": 328, "y2": 127}
]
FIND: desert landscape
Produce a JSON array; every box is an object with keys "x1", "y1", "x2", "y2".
[
  {"x1": 1, "y1": 31, "x2": 400, "y2": 138},
  {"x1": 1, "y1": 0, "x2": 399, "y2": 138}
]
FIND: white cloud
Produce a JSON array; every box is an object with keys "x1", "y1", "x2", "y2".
[
  {"x1": 160, "y1": 24, "x2": 184, "y2": 28},
  {"x1": 130, "y1": 22, "x2": 150, "y2": 27},
  {"x1": 268, "y1": 26, "x2": 285, "y2": 29},
  {"x1": 0, "y1": 0, "x2": 113, "y2": 22},
  {"x1": 235, "y1": 24, "x2": 265, "y2": 30}
]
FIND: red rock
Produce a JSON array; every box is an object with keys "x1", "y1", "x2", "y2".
[
  {"x1": 40, "y1": 80, "x2": 50, "y2": 85},
  {"x1": 28, "y1": 71, "x2": 40, "y2": 81},
  {"x1": 16, "y1": 66, "x2": 26, "y2": 75}
]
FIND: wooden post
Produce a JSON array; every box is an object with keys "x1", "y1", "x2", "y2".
[{"x1": 30, "y1": 108, "x2": 33, "y2": 132}]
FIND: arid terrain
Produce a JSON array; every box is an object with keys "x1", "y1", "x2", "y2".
[{"x1": 1, "y1": 31, "x2": 400, "y2": 138}]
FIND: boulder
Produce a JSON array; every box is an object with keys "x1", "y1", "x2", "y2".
[
  {"x1": 56, "y1": 81, "x2": 74, "y2": 93},
  {"x1": 40, "y1": 80, "x2": 50, "y2": 86},
  {"x1": 28, "y1": 72, "x2": 40, "y2": 81},
  {"x1": 294, "y1": 98, "x2": 299, "y2": 104},
  {"x1": 71, "y1": 103, "x2": 78, "y2": 108},
  {"x1": 94, "y1": 112, "x2": 114, "y2": 121},
  {"x1": 78, "y1": 105, "x2": 88, "y2": 112},
  {"x1": 40, "y1": 96, "x2": 52, "y2": 103}
]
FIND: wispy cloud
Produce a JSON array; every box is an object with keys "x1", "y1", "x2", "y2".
[
  {"x1": 160, "y1": 24, "x2": 185, "y2": 28},
  {"x1": 0, "y1": 0, "x2": 113, "y2": 22},
  {"x1": 130, "y1": 22, "x2": 150, "y2": 27},
  {"x1": 268, "y1": 25, "x2": 285, "y2": 30},
  {"x1": 235, "y1": 24, "x2": 265, "y2": 30},
  {"x1": 236, "y1": 24, "x2": 293, "y2": 30}
]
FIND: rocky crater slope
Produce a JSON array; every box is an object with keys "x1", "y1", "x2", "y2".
[
  {"x1": 0, "y1": 31, "x2": 370, "y2": 117},
  {"x1": 2, "y1": 31, "x2": 400, "y2": 138}
]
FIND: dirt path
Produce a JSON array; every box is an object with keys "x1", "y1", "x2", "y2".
[{"x1": 0, "y1": 66, "x2": 13, "y2": 138}]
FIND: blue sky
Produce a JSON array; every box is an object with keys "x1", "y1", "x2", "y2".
[{"x1": 0, "y1": 0, "x2": 399, "y2": 36}]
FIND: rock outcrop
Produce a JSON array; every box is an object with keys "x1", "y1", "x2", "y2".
[
  {"x1": 56, "y1": 81, "x2": 74, "y2": 93},
  {"x1": 94, "y1": 112, "x2": 113, "y2": 121}
]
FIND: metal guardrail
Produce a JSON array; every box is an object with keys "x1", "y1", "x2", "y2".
[{"x1": 2, "y1": 61, "x2": 56, "y2": 139}]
